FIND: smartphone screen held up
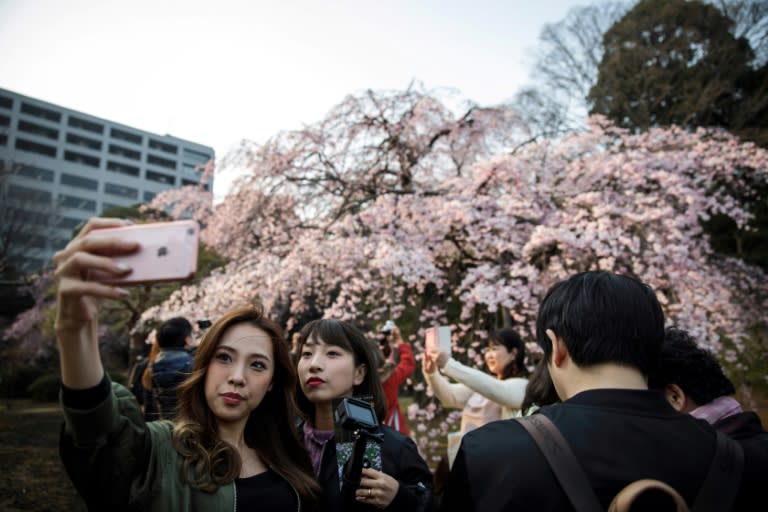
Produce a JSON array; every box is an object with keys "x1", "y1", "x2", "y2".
[
  {"x1": 425, "y1": 325, "x2": 452, "y2": 355},
  {"x1": 84, "y1": 220, "x2": 199, "y2": 286}
]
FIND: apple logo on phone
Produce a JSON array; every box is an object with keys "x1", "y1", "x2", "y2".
[{"x1": 158, "y1": 247, "x2": 168, "y2": 257}]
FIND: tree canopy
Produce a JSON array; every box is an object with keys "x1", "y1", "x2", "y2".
[
  {"x1": 588, "y1": 0, "x2": 767, "y2": 145},
  {"x1": 138, "y1": 89, "x2": 767, "y2": 362}
]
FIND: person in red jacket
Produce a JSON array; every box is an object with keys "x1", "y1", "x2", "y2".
[{"x1": 376, "y1": 320, "x2": 415, "y2": 436}]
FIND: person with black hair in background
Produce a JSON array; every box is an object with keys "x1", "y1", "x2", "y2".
[
  {"x1": 519, "y1": 356, "x2": 559, "y2": 416},
  {"x1": 296, "y1": 318, "x2": 437, "y2": 511},
  {"x1": 441, "y1": 271, "x2": 766, "y2": 512},
  {"x1": 128, "y1": 338, "x2": 152, "y2": 408},
  {"x1": 150, "y1": 316, "x2": 194, "y2": 419},
  {"x1": 54, "y1": 218, "x2": 320, "y2": 511},
  {"x1": 648, "y1": 327, "x2": 768, "y2": 441}
]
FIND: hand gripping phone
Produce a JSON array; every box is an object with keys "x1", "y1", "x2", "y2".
[{"x1": 85, "y1": 220, "x2": 199, "y2": 285}]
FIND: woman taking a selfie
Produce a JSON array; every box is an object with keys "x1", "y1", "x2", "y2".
[
  {"x1": 296, "y1": 318, "x2": 437, "y2": 511},
  {"x1": 422, "y1": 327, "x2": 529, "y2": 468},
  {"x1": 55, "y1": 218, "x2": 319, "y2": 511}
]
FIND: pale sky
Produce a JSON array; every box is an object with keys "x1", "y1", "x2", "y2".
[{"x1": 0, "y1": 0, "x2": 589, "y2": 197}]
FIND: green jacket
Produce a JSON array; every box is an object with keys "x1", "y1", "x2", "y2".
[{"x1": 61, "y1": 380, "x2": 234, "y2": 511}]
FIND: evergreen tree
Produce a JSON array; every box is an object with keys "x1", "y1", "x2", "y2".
[{"x1": 589, "y1": 0, "x2": 765, "y2": 143}]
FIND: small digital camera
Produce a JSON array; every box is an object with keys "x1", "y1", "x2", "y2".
[
  {"x1": 335, "y1": 396, "x2": 380, "y2": 433},
  {"x1": 335, "y1": 396, "x2": 384, "y2": 507}
]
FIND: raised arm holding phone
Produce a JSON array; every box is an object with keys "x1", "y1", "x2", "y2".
[
  {"x1": 54, "y1": 217, "x2": 319, "y2": 511},
  {"x1": 422, "y1": 327, "x2": 529, "y2": 468}
]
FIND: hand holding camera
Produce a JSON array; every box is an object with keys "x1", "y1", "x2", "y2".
[
  {"x1": 378, "y1": 319, "x2": 405, "y2": 358},
  {"x1": 335, "y1": 397, "x2": 400, "y2": 509},
  {"x1": 335, "y1": 397, "x2": 386, "y2": 507}
]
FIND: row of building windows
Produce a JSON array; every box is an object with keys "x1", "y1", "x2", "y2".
[
  {"x1": 20, "y1": 102, "x2": 61, "y2": 122},
  {"x1": 9, "y1": 169, "x2": 188, "y2": 198},
  {"x1": 12, "y1": 133, "x2": 208, "y2": 170},
  {"x1": 6, "y1": 161, "x2": 204, "y2": 192},
  {"x1": 6, "y1": 208, "x2": 53, "y2": 229},
  {"x1": 59, "y1": 193, "x2": 97, "y2": 211},
  {"x1": 8, "y1": 184, "x2": 52, "y2": 203},
  {"x1": 0, "y1": 95, "x2": 211, "y2": 162},
  {"x1": 16, "y1": 164, "x2": 55, "y2": 182},
  {"x1": 67, "y1": 132, "x2": 101, "y2": 150},
  {"x1": 7, "y1": 181, "x2": 157, "y2": 215}
]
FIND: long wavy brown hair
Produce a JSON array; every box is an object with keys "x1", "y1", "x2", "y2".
[{"x1": 172, "y1": 304, "x2": 319, "y2": 501}]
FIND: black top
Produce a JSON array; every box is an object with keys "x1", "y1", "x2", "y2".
[
  {"x1": 442, "y1": 388, "x2": 768, "y2": 512},
  {"x1": 236, "y1": 469, "x2": 297, "y2": 512},
  {"x1": 299, "y1": 422, "x2": 437, "y2": 512}
]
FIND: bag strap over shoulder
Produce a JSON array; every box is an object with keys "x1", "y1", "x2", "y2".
[
  {"x1": 691, "y1": 430, "x2": 744, "y2": 512},
  {"x1": 516, "y1": 414, "x2": 602, "y2": 512},
  {"x1": 517, "y1": 415, "x2": 744, "y2": 512}
]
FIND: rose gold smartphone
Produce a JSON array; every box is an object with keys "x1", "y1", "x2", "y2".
[
  {"x1": 84, "y1": 220, "x2": 199, "y2": 285},
  {"x1": 425, "y1": 325, "x2": 452, "y2": 355}
]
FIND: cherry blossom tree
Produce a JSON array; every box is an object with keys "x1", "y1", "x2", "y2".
[
  {"x1": 143, "y1": 102, "x2": 766, "y2": 351},
  {"x1": 138, "y1": 102, "x2": 766, "y2": 465}
]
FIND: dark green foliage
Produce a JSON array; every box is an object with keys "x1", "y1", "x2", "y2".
[
  {"x1": 27, "y1": 373, "x2": 61, "y2": 402},
  {"x1": 704, "y1": 180, "x2": 768, "y2": 271},
  {"x1": 0, "y1": 364, "x2": 47, "y2": 398},
  {"x1": 721, "y1": 323, "x2": 768, "y2": 396},
  {"x1": 98, "y1": 203, "x2": 170, "y2": 223},
  {"x1": 589, "y1": 0, "x2": 766, "y2": 144}
]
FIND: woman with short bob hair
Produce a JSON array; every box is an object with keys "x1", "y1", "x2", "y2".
[{"x1": 296, "y1": 318, "x2": 437, "y2": 511}]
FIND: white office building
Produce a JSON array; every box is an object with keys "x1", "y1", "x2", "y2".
[{"x1": 0, "y1": 87, "x2": 214, "y2": 272}]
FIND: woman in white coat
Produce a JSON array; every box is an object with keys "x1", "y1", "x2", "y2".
[{"x1": 422, "y1": 327, "x2": 529, "y2": 468}]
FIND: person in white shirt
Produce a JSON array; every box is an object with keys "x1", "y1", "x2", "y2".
[{"x1": 422, "y1": 327, "x2": 529, "y2": 468}]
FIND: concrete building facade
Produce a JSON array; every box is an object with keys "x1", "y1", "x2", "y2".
[{"x1": 0, "y1": 87, "x2": 214, "y2": 271}]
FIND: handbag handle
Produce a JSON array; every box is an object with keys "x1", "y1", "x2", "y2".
[{"x1": 608, "y1": 479, "x2": 689, "y2": 512}]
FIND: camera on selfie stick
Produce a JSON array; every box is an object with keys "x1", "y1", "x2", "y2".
[{"x1": 335, "y1": 396, "x2": 384, "y2": 508}]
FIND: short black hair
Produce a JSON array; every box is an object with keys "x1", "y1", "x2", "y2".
[
  {"x1": 296, "y1": 319, "x2": 387, "y2": 422},
  {"x1": 156, "y1": 317, "x2": 193, "y2": 348},
  {"x1": 648, "y1": 327, "x2": 735, "y2": 405},
  {"x1": 535, "y1": 271, "x2": 664, "y2": 375}
]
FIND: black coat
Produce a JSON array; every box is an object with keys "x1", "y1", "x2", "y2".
[
  {"x1": 300, "y1": 423, "x2": 437, "y2": 512},
  {"x1": 441, "y1": 389, "x2": 768, "y2": 512}
]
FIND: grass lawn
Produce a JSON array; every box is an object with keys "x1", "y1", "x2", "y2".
[{"x1": 0, "y1": 400, "x2": 86, "y2": 512}]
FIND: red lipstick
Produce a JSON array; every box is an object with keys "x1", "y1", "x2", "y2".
[{"x1": 306, "y1": 377, "x2": 324, "y2": 388}]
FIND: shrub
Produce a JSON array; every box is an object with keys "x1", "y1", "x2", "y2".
[
  {"x1": 27, "y1": 373, "x2": 61, "y2": 402},
  {"x1": 0, "y1": 365, "x2": 47, "y2": 399}
]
